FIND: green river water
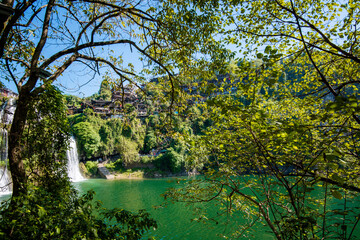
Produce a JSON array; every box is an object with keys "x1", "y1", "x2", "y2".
[
  {"x1": 1, "y1": 178, "x2": 359, "y2": 239},
  {"x1": 73, "y1": 178, "x2": 275, "y2": 240}
]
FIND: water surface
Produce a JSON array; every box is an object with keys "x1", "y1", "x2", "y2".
[{"x1": 74, "y1": 178, "x2": 274, "y2": 240}]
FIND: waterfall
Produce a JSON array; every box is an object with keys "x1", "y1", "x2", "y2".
[
  {"x1": 0, "y1": 129, "x2": 11, "y2": 195},
  {"x1": 0, "y1": 97, "x2": 15, "y2": 195},
  {"x1": 0, "y1": 100, "x2": 8, "y2": 124},
  {"x1": 4, "y1": 98, "x2": 16, "y2": 125},
  {"x1": 0, "y1": 129, "x2": 8, "y2": 161},
  {"x1": 0, "y1": 167, "x2": 11, "y2": 195},
  {"x1": 66, "y1": 137, "x2": 85, "y2": 182},
  {"x1": 0, "y1": 98, "x2": 16, "y2": 125}
]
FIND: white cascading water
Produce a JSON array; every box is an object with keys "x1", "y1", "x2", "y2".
[
  {"x1": 0, "y1": 100, "x2": 85, "y2": 189},
  {"x1": 0, "y1": 167, "x2": 11, "y2": 195},
  {"x1": 0, "y1": 98, "x2": 15, "y2": 195},
  {"x1": 4, "y1": 98, "x2": 16, "y2": 125},
  {"x1": 0, "y1": 129, "x2": 11, "y2": 195},
  {"x1": 0, "y1": 100, "x2": 7, "y2": 123},
  {"x1": 0, "y1": 128, "x2": 8, "y2": 161},
  {"x1": 66, "y1": 137, "x2": 85, "y2": 182}
]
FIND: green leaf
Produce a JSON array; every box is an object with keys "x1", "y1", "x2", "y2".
[
  {"x1": 37, "y1": 205, "x2": 46, "y2": 218},
  {"x1": 256, "y1": 53, "x2": 264, "y2": 59},
  {"x1": 331, "y1": 190, "x2": 342, "y2": 200},
  {"x1": 264, "y1": 46, "x2": 271, "y2": 54},
  {"x1": 331, "y1": 174, "x2": 344, "y2": 184},
  {"x1": 325, "y1": 153, "x2": 337, "y2": 161}
]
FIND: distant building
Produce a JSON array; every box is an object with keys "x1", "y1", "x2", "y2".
[
  {"x1": 68, "y1": 84, "x2": 148, "y2": 118},
  {"x1": 0, "y1": 88, "x2": 17, "y2": 98}
]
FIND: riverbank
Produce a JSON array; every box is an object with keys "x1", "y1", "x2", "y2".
[
  {"x1": 80, "y1": 161, "x2": 197, "y2": 180},
  {"x1": 103, "y1": 169, "x2": 195, "y2": 180}
]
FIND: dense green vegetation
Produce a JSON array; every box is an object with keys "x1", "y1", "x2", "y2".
[
  {"x1": 1, "y1": 0, "x2": 360, "y2": 239},
  {"x1": 162, "y1": 1, "x2": 360, "y2": 239},
  {"x1": 0, "y1": 0, "x2": 226, "y2": 238},
  {"x1": 0, "y1": 86, "x2": 157, "y2": 239},
  {"x1": 66, "y1": 91, "x2": 208, "y2": 176}
]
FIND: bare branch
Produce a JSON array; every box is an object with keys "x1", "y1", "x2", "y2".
[
  {"x1": 31, "y1": 53, "x2": 79, "y2": 96},
  {"x1": 77, "y1": 53, "x2": 146, "y2": 93},
  {"x1": 15, "y1": 4, "x2": 47, "y2": 28},
  {"x1": 274, "y1": 0, "x2": 360, "y2": 64},
  {"x1": 0, "y1": 0, "x2": 37, "y2": 58},
  {"x1": 5, "y1": 58, "x2": 18, "y2": 90},
  {"x1": 29, "y1": 0, "x2": 55, "y2": 70},
  {"x1": 5, "y1": 56, "x2": 30, "y2": 69}
]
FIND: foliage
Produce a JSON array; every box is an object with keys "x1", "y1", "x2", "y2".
[
  {"x1": 117, "y1": 137, "x2": 140, "y2": 164},
  {"x1": 73, "y1": 122, "x2": 101, "y2": 158},
  {"x1": 85, "y1": 161, "x2": 99, "y2": 177},
  {"x1": 168, "y1": 84, "x2": 360, "y2": 239},
  {"x1": 99, "y1": 124, "x2": 113, "y2": 156},
  {"x1": 0, "y1": 0, "x2": 232, "y2": 238},
  {"x1": 143, "y1": 130, "x2": 158, "y2": 154},
  {"x1": 0, "y1": 186, "x2": 157, "y2": 240},
  {"x1": 160, "y1": 0, "x2": 360, "y2": 237},
  {"x1": 23, "y1": 85, "x2": 70, "y2": 189},
  {"x1": 124, "y1": 103, "x2": 136, "y2": 115},
  {"x1": 69, "y1": 105, "x2": 150, "y2": 159},
  {"x1": 98, "y1": 80, "x2": 112, "y2": 101},
  {"x1": 154, "y1": 147, "x2": 184, "y2": 173},
  {"x1": 104, "y1": 159, "x2": 124, "y2": 172},
  {"x1": 0, "y1": 85, "x2": 157, "y2": 239},
  {"x1": 140, "y1": 155, "x2": 154, "y2": 164},
  {"x1": 0, "y1": 0, "x2": 230, "y2": 198},
  {"x1": 65, "y1": 95, "x2": 83, "y2": 109}
]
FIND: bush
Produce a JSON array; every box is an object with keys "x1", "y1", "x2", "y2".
[
  {"x1": 117, "y1": 137, "x2": 139, "y2": 164},
  {"x1": 73, "y1": 122, "x2": 101, "y2": 158},
  {"x1": 154, "y1": 148, "x2": 184, "y2": 173},
  {"x1": 85, "y1": 161, "x2": 98, "y2": 176},
  {"x1": 140, "y1": 155, "x2": 154, "y2": 164},
  {"x1": 0, "y1": 186, "x2": 157, "y2": 239},
  {"x1": 143, "y1": 130, "x2": 157, "y2": 154},
  {"x1": 104, "y1": 159, "x2": 123, "y2": 172}
]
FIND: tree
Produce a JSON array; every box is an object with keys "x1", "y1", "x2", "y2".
[
  {"x1": 117, "y1": 136, "x2": 139, "y2": 164},
  {"x1": 0, "y1": 0, "x2": 228, "y2": 198},
  {"x1": 163, "y1": 1, "x2": 360, "y2": 238},
  {"x1": 73, "y1": 121, "x2": 101, "y2": 158},
  {"x1": 154, "y1": 147, "x2": 184, "y2": 173},
  {"x1": 0, "y1": 85, "x2": 157, "y2": 239},
  {"x1": 167, "y1": 66, "x2": 360, "y2": 239},
  {"x1": 143, "y1": 129, "x2": 157, "y2": 154},
  {"x1": 98, "y1": 79, "x2": 112, "y2": 101},
  {"x1": 224, "y1": 0, "x2": 359, "y2": 104}
]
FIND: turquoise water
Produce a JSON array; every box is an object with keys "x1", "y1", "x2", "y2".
[
  {"x1": 1, "y1": 178, "x2": 358, "y2": 239},
  {"x1": 74, "y1": 178, "x2": 275, "y2": 240}
]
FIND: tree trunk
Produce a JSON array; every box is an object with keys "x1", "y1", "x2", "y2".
[
  {"x1": 8, "y1": 91, "x2": 30, "y2": 198},
  {"x1": 0, "y1": 0, "x2": 14, "y2": 33}
]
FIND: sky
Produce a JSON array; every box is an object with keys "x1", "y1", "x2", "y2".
[
  {"x1": 1, "y1": 0, "x2": 243, "y2": 99},
  {"x1": 1, "y1": 0, "x2": 160, "y2": 98},
  {"x1": 2, "y1": 37, "x2": 148, "y2": 98}
]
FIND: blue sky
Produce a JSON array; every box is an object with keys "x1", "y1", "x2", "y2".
[
  {"x1": 2, "y1": 42, "x2": 148, "y2": 98},
  {"x1": 1, "y1": 0, "x2": 159, "y2": 98}
]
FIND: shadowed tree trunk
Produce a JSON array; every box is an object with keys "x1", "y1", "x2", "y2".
[{"x1": 8, "y1": 90, "x2": 30, "y2": 198}]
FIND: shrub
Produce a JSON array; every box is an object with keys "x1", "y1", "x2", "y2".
[
  {"x1": 154, "y1": 148, "x2": 184, "y2": 173},
  {"x1": 116, "y1": 137, "x2": 139, "y2": 164},
  {"x1": 73, "y1": 122, "x2": 101, "y2": 158},
  {"x1": 143, "y1": 130, "x2": 157, "y2": 154},
  {"x1": 105, "y1": 159, "x2": 123, "y2": 172},
  {"x1": 140, "y1": 155, "x2": 154, "y2": 164},
  {"x1": 85, "y1": 161, "x2": 98, "y2": 176},
  {"x1": 0, "y1": 186, "x2": 157, "y2": 239}
]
